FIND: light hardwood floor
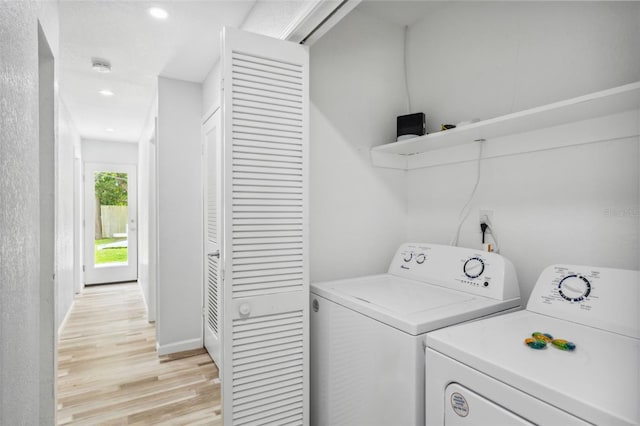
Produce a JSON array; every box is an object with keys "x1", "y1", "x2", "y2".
[{"x1": 57, "y1": 283, "x2": 222, "y2": 425}]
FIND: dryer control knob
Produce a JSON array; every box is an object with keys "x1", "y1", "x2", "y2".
[
  {"x1": 416, "y1": 253, "x2": 426, "y2": 264},
  {"x1": 404, "y1": 253, "x2": 413, "y2": 262},
  {"x1": 558, "y1": 274, "x2": 591, "y2": 302},
  {"x1": 463, "y1": 257, "x2": 485, "y2": 279}
]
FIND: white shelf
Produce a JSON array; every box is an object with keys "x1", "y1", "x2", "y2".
[{"x1": 371, "y1": 81, "x2": 640, "y2": 168}]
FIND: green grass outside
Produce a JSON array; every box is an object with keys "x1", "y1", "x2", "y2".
[{"x1": 95, "y1": 238, "x2": 128, "y2": 264}]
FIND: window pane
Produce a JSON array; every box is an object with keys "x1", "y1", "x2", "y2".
[{"x1": 94, "y1": 172, "x2": 128, "y2": 266}]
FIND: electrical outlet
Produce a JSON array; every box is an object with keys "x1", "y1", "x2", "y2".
[
  {"x1": 479, "y1": 209, "x2": 499, "y2": 252},
  {"x1": 479, "y1": 209, "x2": 494, "y2": 229}
]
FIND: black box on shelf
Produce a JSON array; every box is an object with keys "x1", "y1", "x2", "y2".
[{"x1": 397, "y1": 112, "x2": 426, "y2": 141}]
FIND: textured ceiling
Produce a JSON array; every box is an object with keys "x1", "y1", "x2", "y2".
[
  {"x1": 59, "y1": 1, "x2": 256, "y2": 143},
  {"x1": 357, "y1": 0, "x2": 440, "y2": 27}
]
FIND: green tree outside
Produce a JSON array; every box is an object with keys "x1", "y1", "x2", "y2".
[{"x1": 94, "y1": 172, "x2": 128, "y2": 240}]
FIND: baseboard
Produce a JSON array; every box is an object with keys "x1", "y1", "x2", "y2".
[
  {"x1": 156, "y1": 337, "x2": 202, "y2": 356},
  {"x1": 58, "y1": 300, "x2": 75, "y2": 336}
]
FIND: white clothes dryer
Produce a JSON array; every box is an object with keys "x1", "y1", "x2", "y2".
[
  {"x1": 426, "y1": 264, "x2": 640, "y2": 426},
  {"x1": 310, "y1": 243, "x2": 522, "y2": 426}
]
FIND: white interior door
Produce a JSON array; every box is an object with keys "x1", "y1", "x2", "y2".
[
  {"x1": 84, "y1": 162, "x2": 138, "y2": 285},
  {"x1": 203, "y1": 109, "x2": 222, "y2": 366},
  {"x1": 221, "y1": 27, "x2": 309, "y2": 425}
]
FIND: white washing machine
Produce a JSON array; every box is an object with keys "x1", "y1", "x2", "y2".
[
  {"x1": 426, "y1": 264, "x2": 640, "y2": 426},
  {"x1": 310, "y1": 243, "x2": 522, "y2": 426}
]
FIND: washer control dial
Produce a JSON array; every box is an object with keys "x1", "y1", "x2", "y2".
[
  {"x1": 463, "y1": 257, "x2": 485, "y2": 279},
  {"x1": 558, "y1": 274, "x2": 591, "y2": 302},
  {"x1": 416, "y1": 253, "x2": 426, "y2": 264},
  {"x1": 404, "y1": 252, "x2": 413, "y2": 262}
]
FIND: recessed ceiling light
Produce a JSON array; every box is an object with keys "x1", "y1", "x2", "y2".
[
  {"x1": 91, "y1": 58, "x2": 111, "y2": 73},
  {"x1": 105, "y1": 128, "x2": 115, "y2": 133},
  {"x1": 99, "y1": 89, "x2": 114, "y2": 97},
  {"x1": 148, "y1": 7, "x2": 168, "y2": 20}
]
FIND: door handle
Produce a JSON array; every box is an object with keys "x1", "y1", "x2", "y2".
[{"x1": 207, "y1": 251, "x2": 220, "y2": 258}]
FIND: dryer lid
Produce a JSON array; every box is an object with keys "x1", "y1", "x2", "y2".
[{"x1": 427, "y1": 310, "x2": 640, "y2": 426}]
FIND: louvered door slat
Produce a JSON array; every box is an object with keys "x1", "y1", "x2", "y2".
[
  {"x1": 233, "y1": 132, "x2": 302, "y2": 146},
  {"x1": 234, "y1": 356, "x2": 303, "y2": 380},
  {"x1": 233, "y1": 83, "x2": 302, "y2": 104},
  {"x1": 233, "y1": 275, "x2": 303, "y2": 288},
  {"x1": 234, "y1": 190, "x2": 303, "y2": 198},
  {"x1": 233, "y1": 255, "x2": 302, "y2": 266},
  {"x1": 234, "y1": 149, "x2": 303, "y2": 159},
  {"x1": 233, "y1": 260, "x2": 302, "y2": 271},
  {"x1": 223, "y1": 27, "x2": 307, "y2": 426},
  {"x1": 233, "y1": 106, "x2": 302, "y2": 122},
  {"x1": 233, "y1": 70, "x2": 303, "y2": 89},
  {"x1": 233, "y1": 101, "x2": 302, "y2": 122},
  {"x1": 233, "y1": 246, "x2": 304, "y2": 256},
  {"x1": 234, "y1": 340, "x2": 303, "y2": 359},
  {"x1": 232, "y1": 242, "x2": 302, "y2": 252},
  {"x1": 234, "y1": 389, "x2": 303, "y2": 415},
  {"x1": 234, "y1": 401, "x2": 303, "y2": 426},
  {"x1": 234, "y1": 128, "x2": 302, "y2": 143},
  {"x1": 234, "y1": 151, "x2": 302, "y2": 163},
  {"x1": 233, "y1": 174, "x2": 302, "y2": 184},
  {"x1": 232, "y1": 53, "x2": 302, "y2": 77},
  {"x1": 233, "y1": 112, "x2": 302, "y2": 127},
  {"x1": 234, "y1": 377, "x2": 303, "y2": 401},
  {"x1": 207, "y1": 255, "x2": 219, "y2": 334}
]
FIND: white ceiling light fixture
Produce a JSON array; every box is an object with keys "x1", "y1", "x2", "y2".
[
  {"x1": 99, "y1": 89, "x2": 114, "y2": 97},
  {"x1": 105, "y1": 128, "x2": 115, "y2": 132},
  {"x1": 148, "y1": 7, "x2": 169, "y2": 20},
  {"x1": 91, "y1": 58, "x2": 111, "y2": 73}
]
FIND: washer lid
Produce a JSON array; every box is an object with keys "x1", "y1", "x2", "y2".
[
  {"x1": 427, "y1": 310, "x2": 640, "y2": 426},
  {"x1": 311, "y1": 274, "x2": 520, "y2": 335}
]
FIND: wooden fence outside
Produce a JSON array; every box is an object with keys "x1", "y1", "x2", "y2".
[{"x1": 101, "y1": 205, "x2": 128, "y2": 238}]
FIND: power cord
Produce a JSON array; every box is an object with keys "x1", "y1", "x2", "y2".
[
  {"x1": 403, "y1": 25, "x2": 412, "y2": 114},
  {"x1": 449, "y1": 139, "x2": 485, "y2": 247}
]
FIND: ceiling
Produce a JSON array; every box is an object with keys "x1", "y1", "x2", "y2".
[
  {"x1": 58, "y1": 0, "x2": 423, "y2": 143},
  {"x1": 59, "y1": 1, "x2": 257, "y2": 143},
  {"x1": 357, "y1": 0, "x2": 443, "y2": 27}
]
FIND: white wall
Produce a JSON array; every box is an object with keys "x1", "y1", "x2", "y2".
[
  {"x1": 0, "y1": 2, "x2": 59, "y2": 424},
  {"x1": 137, "y1": 94, "x2": 158, "y2": 322},
  {"x1": 309, "y1": 1, "x2": 639, "y2": 302},
  {"x1": 156, "y1": 76, "x2": 203, "y2": 355},
  {"x1": 73, "y1": 139, "x2": 83, "y2": 295},
  {"x1": 202, "y1": 60, "x2": 221, "y2": 116},
  {"x1": 407, "y1": 117, "x2": 639, "y2": 301},
  {"x1": 57, "y1": 100, "x2": 81, "y2": 330},
  {"x1": 82, "y1": 139, "x2": 138, "y2": 164},
  {"x1": 403, "y1": 2, "x2": 640, "y2": 301},
  {"x1": 309, "y1": 8, "x2": 408, "y2": 282},
  {"x1": 406, "y1": 2, "x2": 640, "y2": 135},
  {"x1": 38, "y1": 20, "x2": 57, "y2": 426}
]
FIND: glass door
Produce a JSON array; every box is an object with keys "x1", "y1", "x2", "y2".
[{"x1": 84, "y1": 163, "x2": 137, "y2": 285}]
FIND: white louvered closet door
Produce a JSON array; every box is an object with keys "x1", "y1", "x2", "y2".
[
  {"x1": 204, "y1": 110, "x2": 222, "y2": 368},
  {"x1": 221, "y1": 27, "x2": 309, "y2": 426}
]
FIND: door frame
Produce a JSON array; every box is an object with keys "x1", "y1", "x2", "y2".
[
  {"x1": 202, "y1": 107, "x2": 223, "y2": 366},
  {"x1": 38, "y1": 22, "x2": 56, "y2": 424},
  {"x1": 83, "y1": 162, "x2": 138, "y2": 284}
]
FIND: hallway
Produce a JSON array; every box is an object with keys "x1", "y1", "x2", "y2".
[{"x1": 57, "y1": 283, "x2": 221, "y2": 425}]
